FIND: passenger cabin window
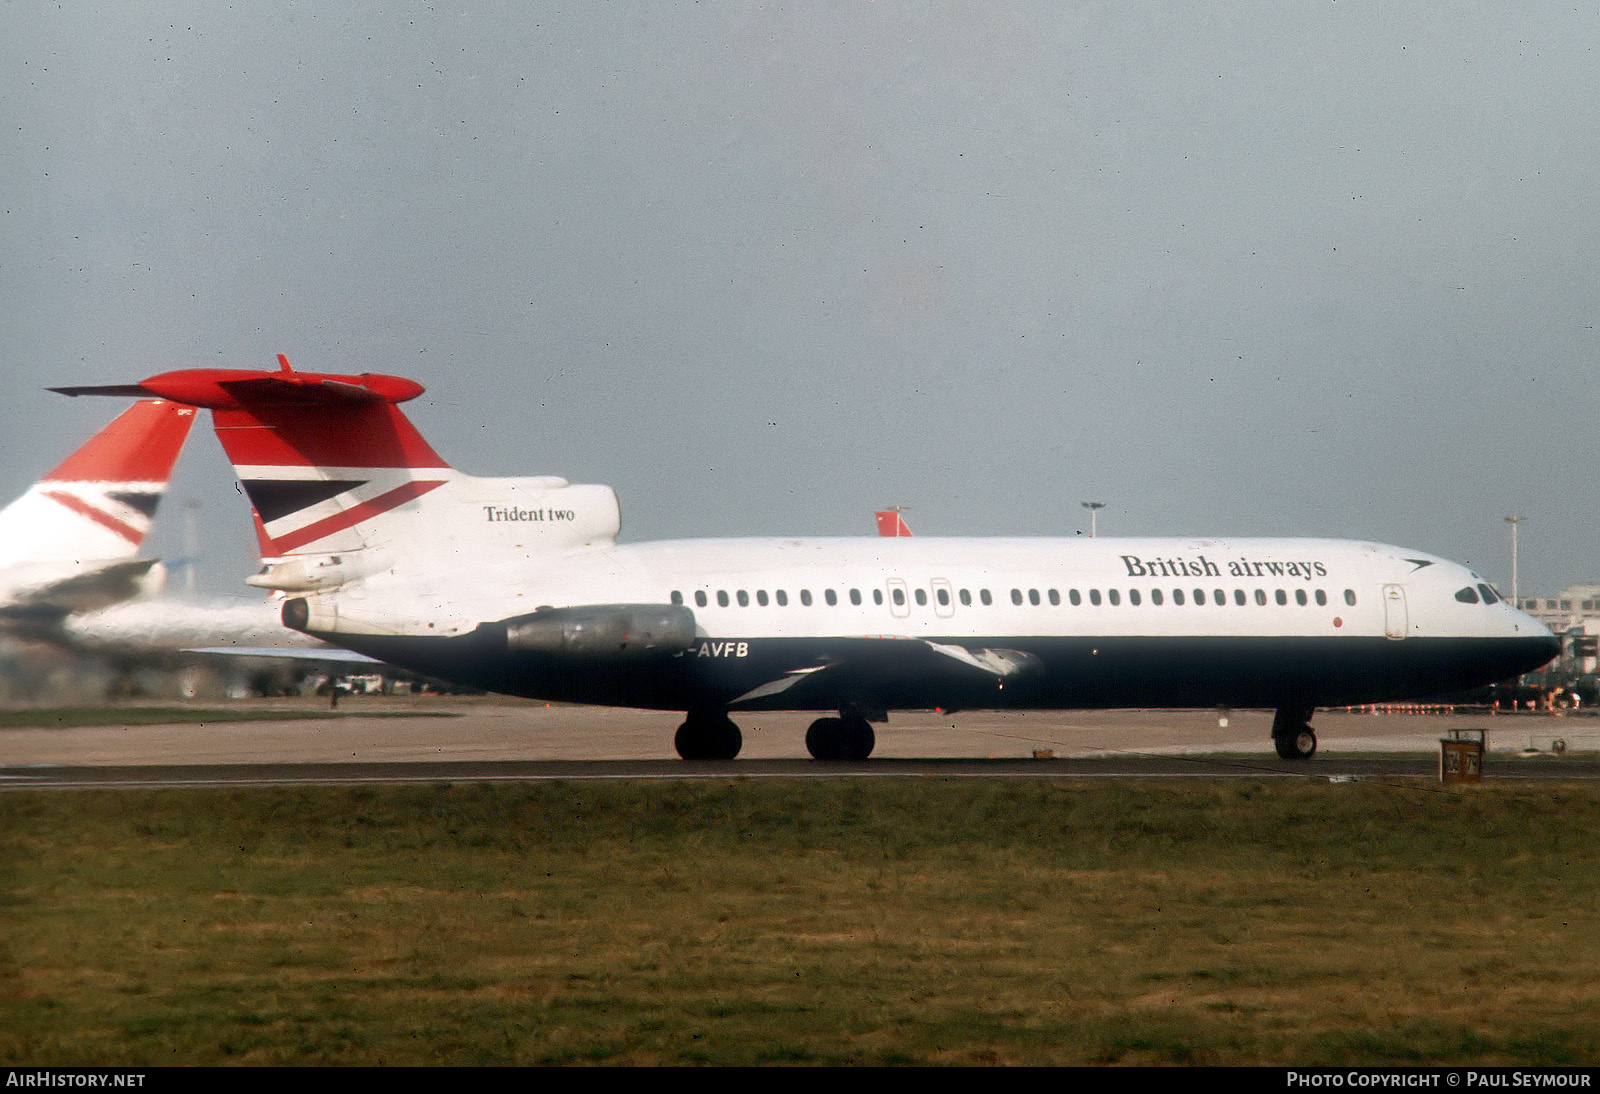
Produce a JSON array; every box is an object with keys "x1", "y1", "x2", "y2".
[
  {"x1": 1151, "y1": 588, "x2": 1163, "y2": 605},
  {"x1": 671, "y1": 590, "x2": 683, "y2": 605},
  {"x1": 718, "y1": 591, "x2": 730, "y2": 607},
  {"x1": 1275, "y1": 589, "x2": 1287, "y2": 606},
  {"x1": 800, "y1": 589, "x2": 812, "y2": 606},
  {"x1": 1028, "y1": 589, "x2": 1040, "y2": 606},
  {"x1": 1315, "y1": 590, "x2": 1327, "y2": 606},
  {"x1": 915, "y1": 588, "x2": 927, "y2": 606},
  {"x1": 893, "y1": 588, "x2": 907, "y2": 607},
  {"x1": 737, "y1": 590, "x2": 749, "y2": 607},
  {"x1": 1048, "y1": 589, "x2": 1060, "y2": 606},
  {"x1": 1295, "y1": 589, "x2": 1307, "y2": 606},
  {"x1": 1011, "y1": 589, "x2": 1023, "y2": 606},
  {"x1": 1128, "y1": 588, "x2": 1140, "y2": 606},
  {"x1": 1089, "y1": 589, "x2": 1102, "y2": 606},
  {"x1": 776, "y1": 589, "x2": 788, "y2": 606},
  {"x1": 980, "y1": 589, "x2": 992, "y2": 606},
  {"x1": 1233, "y1": 589, "x2": 1246, "y2": 606},
  {"x1": 1344, "y1": 590, "x2": 1357, "y2": 606},
  {"x1": 936, "y1": 588, "x2": 950, "y2": 607},
  {"x1": 1108, "y1": 589, "x2": 1120, "y2": 606},
  {"x1": 695, "y1": 591, "x2": 708, "y2": 608},
  {"x1": 825, "y1": 589, "x2": 837, "y2": 606},
  {"x1": 756, "y1": 590, "x2": 768, "y2": 606},
  {"x1": 1172, "y1": 589, "x2": 1184, "y2": 606},
  {"x1": 1069, "y1": 589, "x2": 1082, "y2": 606},
  {"x1": 959, "y1": 589, "x2": 971, "y2": 606},
  {"x1": 1213, "y1": 589, "x2": 1226, "y2": 605}
]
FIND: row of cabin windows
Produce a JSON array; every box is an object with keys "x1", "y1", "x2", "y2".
[
  {"x1": 670, "y1": 587, "x2": 1359, "y2": 609},
  {"x1": 1013, "y1": 586, "x2": 1346, "y2": 608}
]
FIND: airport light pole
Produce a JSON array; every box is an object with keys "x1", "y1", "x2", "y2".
[
  {"x1": 1081, "y1": 501, "x2": 1106, "y2": 538},
  {"x1": 1504, "y1": 514, "x2": 1525, "y2": 606}
]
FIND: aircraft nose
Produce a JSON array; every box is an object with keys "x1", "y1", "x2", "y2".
[{"x1": 1516, "y1": 612, "x2": 1561, "y2": 669}]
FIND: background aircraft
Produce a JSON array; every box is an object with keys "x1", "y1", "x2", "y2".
[
  {"x1": 0, "y1": 400, "x2": 194, "y2": 629},
  {"x1": 875, "y1": 509, "x2": 913, "y2": 537},
  {"x1": 0, "y1": 396, "x2": 384, "y2": 699}
]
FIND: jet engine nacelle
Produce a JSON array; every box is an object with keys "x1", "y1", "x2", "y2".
[{"x1": 500, "y1": 603, "x2": 697, "y2": 659}]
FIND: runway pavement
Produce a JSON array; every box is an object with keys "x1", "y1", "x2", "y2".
[{"x1": 1, "y1": 698, "x2": 1596, "y2": 788}]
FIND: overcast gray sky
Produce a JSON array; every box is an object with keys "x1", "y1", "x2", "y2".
[{"x1": 4, "y1": 3, "x2": 1596, "y2": 598}]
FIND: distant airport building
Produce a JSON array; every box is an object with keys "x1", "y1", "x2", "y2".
[
  {"x1": 1518, "y1": 584, "x2": 1600, "y2": 675},
  {"x1": 1518, "y1": 583, "x2": 1600, "y2": 630}
]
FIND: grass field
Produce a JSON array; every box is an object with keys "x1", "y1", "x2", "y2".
[{"x1": 3, "y1": 778, "x2": 1599, "y2": 1066}]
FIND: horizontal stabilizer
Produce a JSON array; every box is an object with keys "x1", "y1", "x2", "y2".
[
  {"x1": 49, "y1": 385, "x2": 157, "y2": 398},
  {"x1": 52, "y1": 358, "x2": 425, "y2": 410},
  {"x1": 0, "y1": 558, "x2": 166, "y2": 620}
]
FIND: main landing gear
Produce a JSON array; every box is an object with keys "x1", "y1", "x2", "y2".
[
  {"x1": 1272, "y1": 706, "x2": 1317, "y2": 761},
  {"x1": 805, "y1": 712, "x2": 876, "y2": 762},
  {"x1": 674, "y1": 711, "x2": 742, "y2": 761}
]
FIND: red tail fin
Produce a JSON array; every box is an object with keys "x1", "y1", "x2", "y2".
[
  {"x1": 59, "y1": 359, "x2": 452, "y2": 556},
  {"x1": 43, "y1": 400, "x2": 195, "y2": 486},
  {"x1": 875, "y1": 509, "x2": 913, "y2": 537}
]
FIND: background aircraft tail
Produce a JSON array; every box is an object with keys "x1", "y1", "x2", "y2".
[
  {"x1": 0, "y1": 400, "x2": 196, "y2": 615},
  {"x1": 875, "y1": 509, "x2": 913, "y2": 537}
]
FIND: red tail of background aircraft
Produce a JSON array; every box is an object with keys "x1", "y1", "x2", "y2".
[
  {"x1": 875, "y1": 509, "x2": 913, "y2": 537},
  {"x1": 0, "y1": 400, "x2": 196, "y2": 617}
]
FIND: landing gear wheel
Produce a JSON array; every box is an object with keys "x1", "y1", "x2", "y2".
[
  {"x1": 1272, "y1": 707, "x2": 1317, "y2": 761},
  {"x1": 674, "y1": 713, "x2": 742, "y2": 760},
  {"x1": 1274, "y1": 727, "x2": 1317, "y2": 760},
  {"x1": 805, "y1": 714, "x2": 876, "y2": 761}
]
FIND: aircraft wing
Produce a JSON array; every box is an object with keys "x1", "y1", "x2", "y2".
[
  {"x1": 727, "y1": 637, "x2": 1041, "y2": 713},
  {"x1": 184, "y1": 645, "x2": 384, "y2": 664}
]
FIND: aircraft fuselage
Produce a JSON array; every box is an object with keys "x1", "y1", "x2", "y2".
[{"x1": 305, "y1": 535, "x2": 1556, "y2": 717}]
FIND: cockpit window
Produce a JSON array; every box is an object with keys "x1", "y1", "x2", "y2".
[
  {"x1": 1477, "y1": 583, "x2": 1500, "y2": 605},
  {"x1": 1455, "y1": 587, "x2": 1480, "y2": 604}
]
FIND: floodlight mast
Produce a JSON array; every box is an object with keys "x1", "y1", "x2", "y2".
[{"x1": 1504, "y1": 514, "x2": 1526, "y2": 605}]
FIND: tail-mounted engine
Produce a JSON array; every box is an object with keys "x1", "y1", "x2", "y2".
[{"x1": 498, "y1": 603, "x2": 697, "y2": 659}]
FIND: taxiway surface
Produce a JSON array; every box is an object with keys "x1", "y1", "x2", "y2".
[{"x1": 2, "y1": 699, "x2": 1595, "y2": 789}]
